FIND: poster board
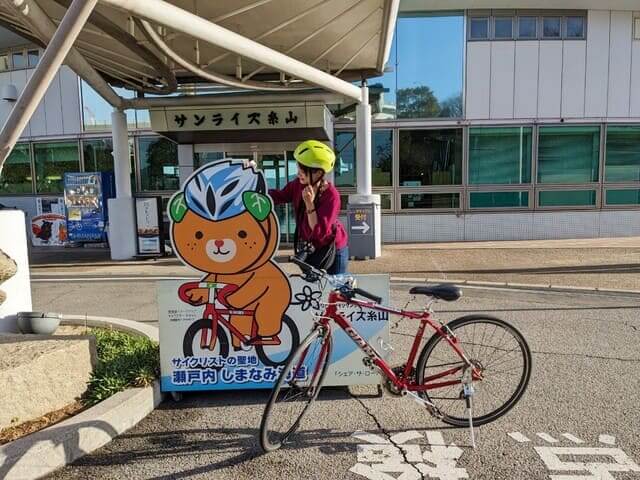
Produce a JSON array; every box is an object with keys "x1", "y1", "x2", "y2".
[
  {"x1": 135, "y1": 197, "x2": 163, "y2": 255},
  {"x1": 158, "y1": 274, "x2": 390, "y2": 391},
  {"x1": 31, "y1": 197, "x2": 67, "y2": 247}
]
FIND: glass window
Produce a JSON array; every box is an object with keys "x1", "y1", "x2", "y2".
[
  {"x1": 372, "y1": 130, "x2": 393, "y2": 186},
  {"x1": 469, "y1": 127, "x2": 532, "y2": 184},
  {"x1": 635, "y1": 18, "x2": 640, "y2": 40},
  {"x1": 0, "y1": 144, "x2": 32, "y2": 194},
  {"x1": 81, "y1": 80, "x2": 136, "y2": 131},
  {"x1": 27, "y1": 50, "x2": 39, "y2": 67},
  {"x1": 138, "y1": 136, "x2": 179, "y2": 192},
  {"x1": 538, "y1": 190, "x2": 596, "y2": 207},
  {"x1": 83, "y1": 138, "x2": 114, "y2": 172},
  {"x1": 379, "y1": 193, "x2": 392, "y2": 210},
  {"x1": 11, "y1": 52, "x2": 25, "y2": 69},
  {"x1": 605, "y1": 126, "x2": 640, "y2": 182},
  {"x1": 335, "y1": 131, "x2": 356, "y2": 188},
  {"x1": 0, "y1": 55, "x2": 9, "y2": 71},
  {"x1": 606, "y1": 189, "x2": 640, "y2": 206},
  {"x1": 334, "y1": 130, "x2": 393, "y2": 187},
  {"x1": 537, "y1": 126, "x2": 600, "y2": 184},
  {"x1": 518, "y1": 16, "x2": 538, "y2": 39},
  {"x1": 565, "y1": 16, "x2": 585, "y2": 38},
  {"x1": 470, "y1": 191, "x2": 529, "y2": 208},
  {"x1": 194, "y1": 151, "x2": 224, "y2": 169},
  {"x1": 469, "y1": 17, "x2": 489, "y2": 39},
  {"x1": 494, "y1": 17, "x2": 514, "y2": 39},
  {"x1": 542, "y1": 17, "x2": 562, "y2": 38},
  {"x1": 397, "y1": 14, "x2": 464, "y2": 118},
  {"x1": 401, "y1": 193, "x2": 459, "y2": 209},
  {"x1": 34, "y1": 142, "x2": 80, "y2": 194},
  {"x1": 399, "y1": 129, "x2": 463, "y2": 186}
]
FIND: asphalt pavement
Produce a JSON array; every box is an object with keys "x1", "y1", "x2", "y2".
[{"x1": 39, "y1": 283, "x2": 640, "y2": 480}]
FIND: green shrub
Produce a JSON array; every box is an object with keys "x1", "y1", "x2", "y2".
[{"x1": 84, "y1": 328, "x2": 160, "y2": 406}]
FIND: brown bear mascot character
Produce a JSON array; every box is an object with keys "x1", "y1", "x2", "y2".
[{"x1": 170, "y1": 160, "x2": 291, "y2": 349}]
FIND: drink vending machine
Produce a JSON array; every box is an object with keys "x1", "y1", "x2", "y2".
[{"x1": 63, "y1": 172, "x2": 115, "y2": 243}]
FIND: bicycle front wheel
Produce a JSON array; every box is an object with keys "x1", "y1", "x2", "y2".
[
  {"x1": 416, "y1": 315, "x2": 532, "y2": 427},
  {"x1": 260, "y1": 327, "x2": 332, "y2": 452}
]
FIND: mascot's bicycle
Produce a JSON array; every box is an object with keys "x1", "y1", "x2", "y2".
[
  {"x1": 260, "y1": 258, "x2": 532, "y2": 452},
  {"x1": 179, "y1": 281, "x2": 300, "y2": 367}
]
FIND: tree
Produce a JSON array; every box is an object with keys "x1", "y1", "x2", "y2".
[
  {"x1": 396, "y1": 85, "x2": 440, "y2": 118},
  {"x1": 439, "y1": 93, "x2": 463, "y2": 118}
]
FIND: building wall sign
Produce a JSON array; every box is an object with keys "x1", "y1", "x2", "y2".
[{"x1": 150, "y1": 104, "x2": 328, "y2": 133}]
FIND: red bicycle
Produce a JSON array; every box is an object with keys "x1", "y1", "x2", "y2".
[
  {"x1": 179, "y1": 281, "x2": 300, "y2": 367},
  {"x1": 260, "y1": 257, "x2": 532, "y2": 452}
]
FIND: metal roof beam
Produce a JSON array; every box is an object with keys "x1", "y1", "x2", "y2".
[
  {"x1": 99, "y1": 0, "x2": 362, "y2": 101},
  {"x1": 4, "y1": 0, "x2": 122, "y2": 107}
]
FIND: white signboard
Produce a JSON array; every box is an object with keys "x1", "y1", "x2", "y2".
[
  {"x1": 0, "y1": 210, "x2": 32, "y2": 332},
  {"x1": 158, "y1": 274, "x2": 390, "y2": 391},
  {"x1": 135, "y1": 198, "x2": 161, "y2": 254},
  {"x1": 151, "y1": 104, "x2": 328, "y2": 132}
]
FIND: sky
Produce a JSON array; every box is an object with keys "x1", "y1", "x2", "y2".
[{"x1": 371, "y1": 14, "x2": 465, "y2": 104}]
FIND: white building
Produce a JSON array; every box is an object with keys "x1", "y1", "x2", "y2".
[{"x1": 1, "y1": 1, "x2": 639, "y2": 245}]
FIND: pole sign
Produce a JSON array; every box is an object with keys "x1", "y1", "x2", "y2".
[
  {"x1": 348, "y1": 205, "x2": 374, "y2": 236},
  {"x1": 158, "y1": 159, "x2": 390, "y2": 392}
]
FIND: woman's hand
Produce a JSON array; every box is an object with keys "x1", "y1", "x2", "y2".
[{"x1": 302, "y1": 185, "x2": 316, "y2": 208}]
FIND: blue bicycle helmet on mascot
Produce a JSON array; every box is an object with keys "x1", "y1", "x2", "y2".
[{"x1": 169, "y1": 160, "x2": 272, "y2": 223}]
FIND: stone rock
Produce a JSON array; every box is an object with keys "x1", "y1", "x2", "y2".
[
  {"x1": 0, "y1": 249, "x2": 17, "y2": 307},
  {"x1": 0, "y1": 334, "x2": 96, "y2": 429}
]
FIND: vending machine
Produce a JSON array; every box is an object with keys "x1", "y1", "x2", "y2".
[{"x1": 63, "y1": 172, "x2": 115, "y2": 243}]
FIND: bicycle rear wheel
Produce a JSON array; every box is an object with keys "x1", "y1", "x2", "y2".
[
  {"x1": 260, "y1": 326, "x2": 332, "y2": 452},
  {"x1": 416, "y1": 315, "x2": 531, "y2": 427}
]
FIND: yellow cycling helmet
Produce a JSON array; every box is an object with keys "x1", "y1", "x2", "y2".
[{"x1": 294, "y1": 140, "x2": 336, "y2": 173}]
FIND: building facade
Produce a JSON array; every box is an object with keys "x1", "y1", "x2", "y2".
[{"x1": 1, "y1": 4, "x2": 640, "y2": 243}]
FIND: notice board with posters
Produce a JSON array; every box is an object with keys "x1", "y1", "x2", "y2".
[
  {"x1": 157, "y1": 274, "x2": 390, "y2": 391},
  {"x1": 157, "y1": 157, "x2": 390, "y2": 392}
]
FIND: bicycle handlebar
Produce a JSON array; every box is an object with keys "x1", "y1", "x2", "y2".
[{"x1": 289, "y1": 256, "x2": 381, "y2": 304}]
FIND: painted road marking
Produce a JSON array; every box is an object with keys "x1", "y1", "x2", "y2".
[
  {"x1": 599, "y1": 434, "x2": 616, "y2": 445},
  {"x1": 561, "y1": 433, "x2": 584, "y2": 444},
  {"x1": 537, "y1": 433, "x2": 559, "y2": 443},
  {"x1": 351, "y1": 430, "x2": 468, "y2": 480},
  {"x1": 508, "y1": 432, "x2": 531, "y2": 443},
  {"x1": 509, "y1": 432, "x2": 639, "y2": 479}
]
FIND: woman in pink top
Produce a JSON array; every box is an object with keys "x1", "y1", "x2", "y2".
[{"x1": 268, "y1": 140, "x2": 348, "y2": 274}]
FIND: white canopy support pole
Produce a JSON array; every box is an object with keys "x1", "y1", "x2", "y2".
[
  {"x1": 108, "y1": 109, "x2": 137, "y2": 260},
  {"x1": 0, "y1": 0, "x2": 98, "y2": 172},
  {"x1": 4, "y1": 0, "x2": 122, "y2": 108},
  {"x1": 356, "y1": 84, "x2": 372, "y2": 195},
  {"x1": 98, "y1": 0, "x2": 363, "y2": 102}
]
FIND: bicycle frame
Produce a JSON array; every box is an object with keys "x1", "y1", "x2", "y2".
[
  {"x1": 318, "y1": 290, "x2": 481, "y2": 392},
  {"x1": 179, "y1": 282, "x2": 281, "y2": 348}
]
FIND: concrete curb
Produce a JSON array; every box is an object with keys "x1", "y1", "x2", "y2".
[
  {"x1": 0, "y1": 316, "x2": 162, "y2": 480},
  {"x1": 389, "y1": 276, "x2": 640, "y2": 297}
]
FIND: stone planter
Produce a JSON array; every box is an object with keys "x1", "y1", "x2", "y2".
[{"x1": 17, "y1": 312, "x2": 61, "y2": 335}]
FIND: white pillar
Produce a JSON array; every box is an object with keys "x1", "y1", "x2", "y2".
[
  {"x1": 356, "y1": 85, "x2": 372, "y2": 195},
  {"x1": 178, "y1": 144, "x2": 194, "y2": 186},
  {"x1": 0, "y1": 0, "x2": 98, "y2": 170},
  {"x1": 107, "y1": 110, "x2": 137, "y2": 260},
  {"x1": 348, "y1": 83, "x2": 381, "y2": 259},
  {"x1": 111, "y1": 110, "x2": 131, "y2": 198}
]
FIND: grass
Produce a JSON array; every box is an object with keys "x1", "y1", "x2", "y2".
[{"x1": 84, "y1": 328, "x2": 160, "y2": 406}]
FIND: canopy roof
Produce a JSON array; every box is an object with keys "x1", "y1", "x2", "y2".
[{"x1": 0, "y1": 0, "x2": 397, "y2": 96}]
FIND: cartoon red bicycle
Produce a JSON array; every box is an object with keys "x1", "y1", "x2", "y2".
[{"x1": 178, "y1": 281, "x2": 300, "y2": 367}]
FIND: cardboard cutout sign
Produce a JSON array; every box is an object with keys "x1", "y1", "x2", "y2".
[{"x1": 160, "y1": 159, "x2": 389, "y2": 391}]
